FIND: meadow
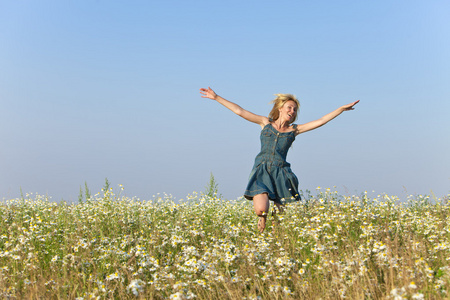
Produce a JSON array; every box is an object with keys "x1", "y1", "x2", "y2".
[{"x1": 1, "y1": 183, "x2": 449, "y2": 299}]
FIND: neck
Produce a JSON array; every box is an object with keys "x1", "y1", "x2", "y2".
[{"x1": 274, "y1": 118, "x2": 290, "y2": 129}]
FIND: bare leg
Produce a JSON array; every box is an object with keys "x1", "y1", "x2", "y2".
[
  {"x1": 272, "y1": 202, "x2": 285, "y2": 216},
  {"x1": 271, "y1": 202, "x2": 285, "y2": 232},
  {"x1": 253, "y1": 193, "x2": 269, "y2": 232}
]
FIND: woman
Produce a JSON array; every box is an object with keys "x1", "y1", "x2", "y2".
[{"x1": 200, "y1": 87, "x2": 359, "y2": 232}]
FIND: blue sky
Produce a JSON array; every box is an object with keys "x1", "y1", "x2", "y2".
[{"x1": 1, "y1": 0, "x2": 449, "y2": 202}]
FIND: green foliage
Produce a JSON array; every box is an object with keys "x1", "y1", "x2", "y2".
[
  {"x1": 103, "y1": 178, "x2": 110, "y2": 195},
  {"x1": 78, "y1": 182, "x2": 91, "y2": 204},
  {"x1": 84, "y1": 182, "x2": 91, "y2": 200},
  {"x1": 78, "y1": 186, "x2": 83, "y2": 204},
  {"x1": 204, "y1": 172, "x2": 221, "y2": 198}
]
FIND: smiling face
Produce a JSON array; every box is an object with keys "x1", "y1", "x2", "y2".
[
  {"x1": 279, "y1": 100, "x2": 298, "y2": 122},
  {"x1": 268, "y1": 93, "x2": 300, "y2": 124}
]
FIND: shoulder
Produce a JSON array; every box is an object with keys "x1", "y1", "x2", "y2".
[
  {"x1": 292, "y1": 123, "x2": 302, "y2": 136},
  {"x1": 259, "y1": 117, "x2": 271, "y2": 129}
]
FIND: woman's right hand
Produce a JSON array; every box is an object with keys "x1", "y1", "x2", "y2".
[
  {"x1": 199, "y1": 87, "x2": 268, "y2": 127},
  {"x1": 199, "y1": 87, "x2": 218, "y2": 100}
]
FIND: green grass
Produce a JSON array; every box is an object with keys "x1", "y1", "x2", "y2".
[{"x1": 1, "y1": 187, "x2": 449, "y2": 299}]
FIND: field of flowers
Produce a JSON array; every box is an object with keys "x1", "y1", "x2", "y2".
[{"x1": 1, "y1": 185, "x2": 450, "y2": 299}]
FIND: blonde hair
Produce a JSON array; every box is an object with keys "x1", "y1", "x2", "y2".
[{"x1": 268, "y1": 93, "x2": 300, "y2": 124}]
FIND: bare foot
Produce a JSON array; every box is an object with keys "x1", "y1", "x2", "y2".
[{"x1": 257, "y1": 216, "x2": 266, "y2": 233}]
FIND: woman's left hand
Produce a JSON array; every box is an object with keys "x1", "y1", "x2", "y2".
[{"x1": 342, "y1": 100, "x2": 360, "y2": 111}]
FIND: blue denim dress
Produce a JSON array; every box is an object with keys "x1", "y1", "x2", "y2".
[{"x1": 244, "y1": 123, "x2": 301, "y2": 204}]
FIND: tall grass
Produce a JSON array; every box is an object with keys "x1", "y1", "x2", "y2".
[{"x1": 1, "y1": 186, "x2": 449, "y2": 299}]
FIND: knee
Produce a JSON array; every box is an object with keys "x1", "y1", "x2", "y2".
[{"x1": 253, "y1": 193, "x2": 269, "y2": 217}]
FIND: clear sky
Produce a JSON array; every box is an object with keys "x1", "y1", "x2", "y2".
[{"x1": 1, "y1": 0, "x2": 449, "y2": 202}]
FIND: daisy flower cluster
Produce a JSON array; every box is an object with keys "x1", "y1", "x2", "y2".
[{"x1": 0, "y1": 186, "x2": 449, "y2": 299}]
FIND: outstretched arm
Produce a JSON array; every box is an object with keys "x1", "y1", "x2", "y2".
[
  {"x1": 200, "y1": 87, "x2": 269, "y2": 127},
  {"x1": 295, "y1": 100, "x2": 359, "y2": 135}
]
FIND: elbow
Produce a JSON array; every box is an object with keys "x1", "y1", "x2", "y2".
[
  {"x1": 234, "y1": 107, "x2": 244, "y2": 116},
  {"x1": 317, "y1": 118, "x2": 328, "y2": 127}
]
